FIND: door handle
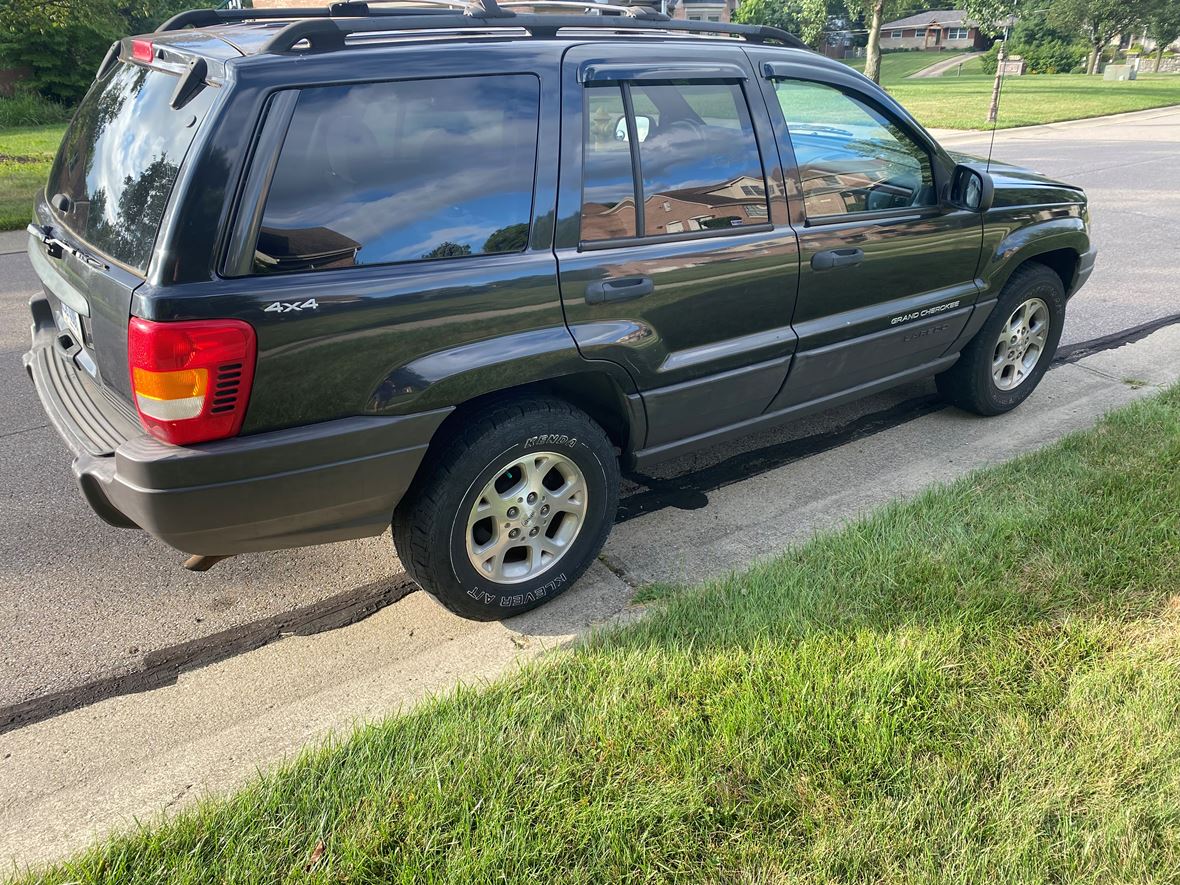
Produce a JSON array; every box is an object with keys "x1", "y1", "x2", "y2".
[
  {"x1": 584, "y1": 276, "x2": 655, "y2": 305},
  {"x1": 811, "y1": 248, "x2": 864, "y2": 270}
]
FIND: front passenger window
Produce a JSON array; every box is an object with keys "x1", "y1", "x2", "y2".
[{"x1": 773, "y1": 80, "x2": 935, "y2": 219}]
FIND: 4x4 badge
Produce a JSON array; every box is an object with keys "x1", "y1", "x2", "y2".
[{"x1": 263, "y1": 298, "x2": 319, "y2": 314}]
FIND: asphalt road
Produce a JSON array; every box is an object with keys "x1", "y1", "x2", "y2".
[{"x1": 1, "y1": 106, "x2": 1177, "y2": 722}]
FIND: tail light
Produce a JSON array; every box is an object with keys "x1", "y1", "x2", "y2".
[{"x1": 128, "y1": 317, "x2": 256, "y2": 446}]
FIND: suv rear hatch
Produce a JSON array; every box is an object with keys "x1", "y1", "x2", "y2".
[{"x1": 30, "y1": 40, "x2": 218, "y2": 412}]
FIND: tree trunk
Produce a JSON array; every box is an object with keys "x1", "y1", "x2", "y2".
[
  {"x1": 864, "y1": 0, "x2": 885, "y2": 84},
  {"x1": 1090, "y1": 42, "x2": 1103, "y2": 74},
  {"x1": 1156, "y1": 46, "x2": 1164, "y2": 73},
  {"x1": 987, "y1": 40, "x2": 1005, "y2": 124}
]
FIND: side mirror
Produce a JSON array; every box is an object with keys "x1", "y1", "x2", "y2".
[
  {"x1": 948, "y1": 163, "x2": 994, "y2": 213},
  {"x1": 614, "y1": 114, "x2": 653, "y2": 143}
]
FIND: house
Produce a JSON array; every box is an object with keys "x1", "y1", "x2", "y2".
[
  {"x1": 878, "y1": 10, "x2": 992, "y2": 51},
  {"x1": 665, "y1": 0, "x2": 737, "y2": 24}
]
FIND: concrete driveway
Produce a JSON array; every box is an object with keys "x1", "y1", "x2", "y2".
[{"x1": 1, "y1": 105, "x2": 1178, "y2": 870}]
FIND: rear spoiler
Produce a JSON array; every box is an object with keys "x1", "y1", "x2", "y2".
[{"x1": 93, "y1": 36, "x2": 211, "y2": 110}]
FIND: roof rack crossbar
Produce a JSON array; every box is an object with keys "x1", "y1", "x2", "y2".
[{"x1": 262, "y1": 11, "x2": 806, "y2": 52}]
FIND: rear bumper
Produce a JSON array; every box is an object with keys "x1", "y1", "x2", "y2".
[{"x1": 24, "y1": 293, "x2": 449, "y2": 555}]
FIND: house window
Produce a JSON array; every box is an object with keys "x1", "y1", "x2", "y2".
[
  {"x1": 947, "y1": 27, "x2": 970, "y2": 39},
  {"x1": 915, "y1": 28, "x2": 926, "y2": 37},
  {"x1": 890, "y1": 29, "x2": 902, "y2": 38},
  {"x1": 707, "y1": 15, "x2": 721, "y2": 21}
]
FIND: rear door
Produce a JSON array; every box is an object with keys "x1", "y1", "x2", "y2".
[
  {"x1": 555, "y1": 42, "x2": 800, "y2": 450},
  {"x1": 750, "y1": 53, "x2": 983, "y2": 409},
  {"x1": 34, "y1": 48, "x2": 218, "y2": 402}
]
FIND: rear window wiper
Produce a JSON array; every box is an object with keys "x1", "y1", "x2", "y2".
[{"x1": 27, "y1": 222, "x2": 109, "y2": 270}]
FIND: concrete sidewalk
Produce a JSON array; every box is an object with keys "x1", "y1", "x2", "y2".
[
  {"x1": 3, "y1": 320, "x2": 1178, "y2": 874},
  {"x1": 926, "y1": 102, "x2": 1180, "y2": 144}
]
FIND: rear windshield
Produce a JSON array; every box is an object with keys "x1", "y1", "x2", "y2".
[{"x1": 46, "y1": 60, "x2": 214, "y2": 274}]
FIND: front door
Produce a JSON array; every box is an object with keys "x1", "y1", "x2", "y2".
[
  {"x1": 555, "y1": 43, "x2": 800, "y2": 452},
  {"x1": 751, "y1": 55, "x2": 984, "y2": 408}
]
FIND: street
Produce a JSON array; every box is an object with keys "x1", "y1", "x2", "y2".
[{"x1": 1, "y1": 105, "x2": 1177, "y2": 725}]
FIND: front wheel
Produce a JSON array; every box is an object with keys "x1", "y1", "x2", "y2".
[
  {"x1": 937, "y1": 262, "x2": 1066, "y2": 416},
  {"x1": 393, "y1": 397, "x2": 619, "y2": 620}
]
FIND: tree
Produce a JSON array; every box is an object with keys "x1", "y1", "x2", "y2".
[
  {"x1": 843, "y1": 0, "x2": 891, "y2": 83},
  {"x1": 840, "y1": 0, "x2": 942, "y2": 84},
  {"x1": 422, "y1": 241, "x2": 472, "y2": 259},
  {"x1": 962, "y1": 0, "x2": 1024, "y2": 122},
  {"x1": 0, "y1": 0, "x2": 192, "y2": 103},
  {"x1": 732, "y1": 0, "x2": 832, "y2": 49},
  {"x1": 1145, "y1": 0, "x2": 1180, "y2": 71},
  {"x1": 1048, "y1": 0, "x2": 1154, "y2": 74}
]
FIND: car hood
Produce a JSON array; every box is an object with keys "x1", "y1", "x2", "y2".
[{"x1": 948, "y1": 150, "x2": 1086, "y2": 208}]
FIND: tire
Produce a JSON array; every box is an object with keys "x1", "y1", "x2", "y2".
[
  {"x1": 936, "y1": 262, "x2": 1066, "y2": 416},
  {"x1": 393, "y1": 396, "x2": 619, "y2": 621}
]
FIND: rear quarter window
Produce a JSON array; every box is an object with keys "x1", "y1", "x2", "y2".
[
  {"x1": 47, "y1": 61, "x2": 214, "y2": 274},
  {"x1": 249, "y1": 74, "x2": 540, "y2": 274}
]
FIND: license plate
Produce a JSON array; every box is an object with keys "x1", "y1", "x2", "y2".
[{"x1": 57, "y1": 302, "x2": 84, "y2": 343}]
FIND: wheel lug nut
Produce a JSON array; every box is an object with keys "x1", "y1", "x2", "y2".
[
  {"x1": 540, "y1": 504, "x2": 549, "y2": 515},
  {"x1": 509, "y1": 528, "x2": 521, "y2": 539},
  {"x1": 507, "y1": 507, "x2": 518, "y2": 518},
  {"x1": 529, "y1": 527, "x2": 539, "y2": 537},
  {"x1": 527, "y1": 492, "x2": 538, "y2": 504}
]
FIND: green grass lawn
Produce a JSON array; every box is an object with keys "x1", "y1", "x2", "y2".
[
  {"x1": 19, "y1": 383, "x2": 1180, "y2": 883},
  {"x1": 844, "y1": 50, "x2": 969, "y2": 84},
  {"x1": 0, "y1": 124, "x2": 64, "y2": 231},
  {"x1": 883, "y1": 72, "x2": 1180, "y2": 130}
]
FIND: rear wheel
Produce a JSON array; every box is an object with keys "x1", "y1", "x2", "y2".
[
  {"x1": 393, "y1": 397, "x2": 619, "y2": 620},
  {"x1": 937, "y1": 262, "x2": 1066, "y2": 416}
]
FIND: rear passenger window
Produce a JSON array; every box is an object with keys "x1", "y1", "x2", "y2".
[
  {"x1": 580, "y1": 80, "x2": 768, "y2": 243},
  {"x1": 772, "y1": 79, "x2": 936, "y2": 219},
  {"x1": 582, "y1": 87, "x2": 638, "y2": 241},
  {"x1": 252, "y1": 75, "x2": 539, "y2": 274}
]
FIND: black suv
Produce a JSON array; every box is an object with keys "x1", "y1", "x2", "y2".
[{"x1": 24, "y1": 1, "x2": 1096, "y2": 619}]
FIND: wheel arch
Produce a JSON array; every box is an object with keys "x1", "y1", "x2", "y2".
[
  {"x1": 422, "y1": 369, "x2": 645, "y2": 465},
  {"x1": 983, "y1": 215, "x2": 1087, "y2": 298}
]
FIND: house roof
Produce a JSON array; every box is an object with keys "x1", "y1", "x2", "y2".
[{"x1": 881, "y1": 9, "x2": 973, "y2": 29}]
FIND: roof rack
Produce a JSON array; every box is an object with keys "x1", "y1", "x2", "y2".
[
  {"x1": 157, "y1": 2, "x2": 455, "y2": 32},
  {"x1": 157, "y1": 0, "x2": 807, "y2": 52}
]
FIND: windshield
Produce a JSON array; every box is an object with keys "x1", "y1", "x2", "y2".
[{"x1": 45, "y1": 60, "x2": 214, "y2": 274}]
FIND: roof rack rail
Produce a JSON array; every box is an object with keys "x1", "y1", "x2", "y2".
[
  {"x1": 496, "y1": 1, "x2": 667, "y2": 17},
  {"x1": 155, "y1": 1, "x2": 807, "y2": 52},
  {"x1": 156, "y1": 3, "x2": 454, "y2": 33}
]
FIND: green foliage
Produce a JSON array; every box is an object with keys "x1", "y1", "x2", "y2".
[
  {"x1": 422, "y1": 241, "x2": 472, "y2": 259},
  {"x1": 1019, "y1": 39, "x2": 1088, "y2": 73},
  {"x1": 1048, "y1": 0, "x2": 1155, "y2": 53},
  {"x1": 1146, "y1": 0, "x2": 1180, "y2": 57},
  {"x1": 732, "y1": 0, "x2": 831, "y2": 46},
  {"x1": 980, "y1": 41, "x2": 1000, "y2": 74},
  {"x1": 0, "y1": 0, "x2": 192, "y2": 104},
  {"x1": 17, "y1": 386, "x2": 1180, "y2": 883},
  {"x1": 0, "y1": 89, "x2": 72, "y2": 126}
]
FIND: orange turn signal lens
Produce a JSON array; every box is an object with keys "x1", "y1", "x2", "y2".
[{"x1": 132, "y1": 367, "x2": 208, "y2": 401}]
